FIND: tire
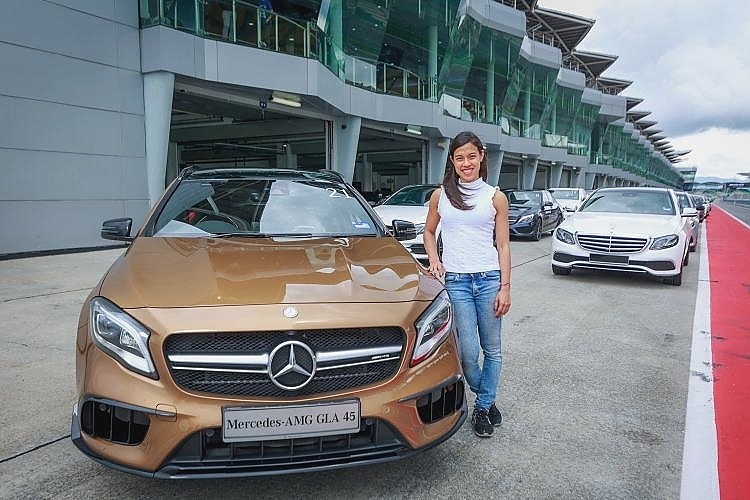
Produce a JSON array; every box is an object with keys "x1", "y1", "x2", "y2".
[
  {"x1": 663, "y1": 266, "x2": 683, "y2": 286},
  {"x1": 532, "y1": 221, "x2": 542, "y2": 241},
  {"x1": 683, "y1": 249, "x2": 689, "y2": 267},
  {"x1": 552, "y1": 264, "x2": 571, "y2": 275}
]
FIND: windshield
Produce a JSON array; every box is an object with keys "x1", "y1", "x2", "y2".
[
  {"x1": 505, "y1": 191, "x2": 541, "y2": 208},
  {"x1": 152, "y1": 177, "x2": 379, "y2": 237},
  {"x1": 549, "y1": 189, "x2": 579, "y2": 200},
  {"x1": 381, "y1": 185, "x2": 437, "y2": 206},
  {"x1": 579, "y1": 190, "x2": 676, "y2": 215}
]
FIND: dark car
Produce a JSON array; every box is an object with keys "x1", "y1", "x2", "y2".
[{"x1": 503, "y1": 189, "x2": 564, "y2": 240}]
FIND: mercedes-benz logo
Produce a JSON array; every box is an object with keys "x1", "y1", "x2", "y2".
[{"x1": 267, "y1": 340, "x2": 316, "y2": 390}]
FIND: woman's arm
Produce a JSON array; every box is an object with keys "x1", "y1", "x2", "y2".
[
  {"x1": 424, "y1": 187, "x2": 444, "y2": 278},
  {"x1": 493, "y1": 189, "x2": 511, "y2": 316}
]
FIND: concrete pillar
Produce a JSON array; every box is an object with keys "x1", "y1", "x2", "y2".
[
  {"x1": 570, "y1": 169, "x2": 582, "y2": 188},
  {"x1": 521, "y1": 158, "x2": 538, "y2": 190},
  {"x1": 143, "y1": 71, "x2": 174, "y2": 206},
  {"x1": 361, "y1": 153, "x2": 373, "y2": 191},
  {"x1": 428, "y1": 137, "x2": 450, "y2": 185},
  {"x1": 549, "y1": 163, "x2": 563, "y2": 188},
  {"x1": 486, "y1": 150, "x2": 504, "y2": 187},
  {"x1": 584, "y1": 172, "x2": 596, "y2": 190},
  {"x1": 331, "y1": 116, "x2": 361, "y2": 182},
  {"x1": 165, "y1": 141, "x2": 178, "y2": 186}
]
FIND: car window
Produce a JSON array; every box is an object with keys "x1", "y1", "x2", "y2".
[
  {"x1": 580, "y1": 190, "x2": 676, "y2": 215},
  {"x1": 506, "y1": 191, "x2": 541, "y2": 208},
  {"x1": 382, "y1": 186, "x2": 436, "y2": 206},
  {"x1": 549, "y1": 189, "x2": 578, "y2": 200},
  {"x1": 152, "y1": 177, "x2": 378, "y2": 237}
]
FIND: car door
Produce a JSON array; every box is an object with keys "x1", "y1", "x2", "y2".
[{"x1": 541, "y1": 191, "x2": 558, "y2": 231}]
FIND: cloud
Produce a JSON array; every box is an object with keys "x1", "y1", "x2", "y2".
[
  {"x1": 539, "y1": 0, "x2": 750, "y2": 178},
  {"x1": 670, "y1": 128, "x2": 750, "y2": 180}
]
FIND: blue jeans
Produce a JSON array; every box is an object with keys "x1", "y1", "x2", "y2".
[{"x1": 443, "y1": 270, "x2": 503, "y2": 410}]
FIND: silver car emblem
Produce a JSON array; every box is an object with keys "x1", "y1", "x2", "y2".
[
  {"x1": 283, "y1": 306, "x2": 299, "y2": 318},
  {"x1": 267, "y1": 340, "x2": 316, "y2": 390}
]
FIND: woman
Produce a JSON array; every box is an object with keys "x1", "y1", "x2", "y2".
[{"x1": 423, "y1": 131, "x2": 512, "y2": 438}]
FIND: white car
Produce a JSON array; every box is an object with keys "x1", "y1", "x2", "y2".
[
  {"x1": 551, "y1": 187, "x2": 698, "y2": 286},
  {"x1": 372, "y1": 184, "x2": 439, "y2": 265},
  {"x1": 549, "y1": 187, "x2": 589, "y2": 216}
]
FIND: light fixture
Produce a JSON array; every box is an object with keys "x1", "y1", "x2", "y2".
[
  {"x1": 405, "y1": 125, "x2": 422, "y2": 135},
  {"x1": 270, "y1": 92, "x2": 301, "y2": 108}
]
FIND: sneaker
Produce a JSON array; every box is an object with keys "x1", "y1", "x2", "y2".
[
  {"x1": 471, "y1": 407, "x2": 493, "y2": 437},
  {"x1": 488, "y1": 403, "x2": 503, "y2": 427}
]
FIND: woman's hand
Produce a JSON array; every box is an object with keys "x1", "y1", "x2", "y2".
[
  {"x1": 494, "y1": 287, "x2": 511, "y2": 317},
  {"x1": 428, "y1": 259, "x2": 445, "y2": 280}
]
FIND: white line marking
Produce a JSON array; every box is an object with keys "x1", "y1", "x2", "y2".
[{"x1": 680, "y1": 222, "x2": 719, "y2": 500}]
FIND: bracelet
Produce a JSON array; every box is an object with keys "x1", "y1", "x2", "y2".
[{"x1": 500, "y1": 282, "x2": 510, "y2": 288}]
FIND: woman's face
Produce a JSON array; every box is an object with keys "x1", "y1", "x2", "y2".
[{"x1": 451, "y1": 142, "x2": 484, "y2": 183}]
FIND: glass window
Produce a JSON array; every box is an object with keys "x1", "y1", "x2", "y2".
[{"x1": 153, "y1": 176, "x2": 378, "y2": 237}]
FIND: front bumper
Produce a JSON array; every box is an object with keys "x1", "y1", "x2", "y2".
[
  {"x1": 551, "y1": 240, "x2": 683, "y2": 277},
  {"x1": 71, "y1": 326, "x2": 466, "y2": 478},
  {"x1": 508, "y1": 218, "x2": 538, "y2": 237}
]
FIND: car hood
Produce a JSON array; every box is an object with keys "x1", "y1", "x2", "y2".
[
  {"x1": 100, "y1": 236, "x2": 429, "y2": 308},
  {"x1": 373, "y1": 205, "x2": 428, "y2": 225},
  {"x1": 561, "y1": 212, "x2": 683, "y2": 236}
]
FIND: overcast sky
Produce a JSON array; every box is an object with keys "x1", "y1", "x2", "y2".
[{"x1": 539, "y1": 0, "x2": 750, "y2": 180}]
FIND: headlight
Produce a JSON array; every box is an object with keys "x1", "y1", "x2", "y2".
[
  {"x1": 414, "y1": 223, "x2": 426, "y2": 235},
  {"x1": 517, "y1": 214, "x2": 535, "y2": 224},
  {"x1": 555, "y1": 227, "x2": 575, "y2": 245},
  {"x1": 650, "y1": 234, "x2": 679, "y2": 250},
  {"x1": 411, "y1": 290, "x2": 453, "y2": 367},
  {"x1": 89, "y1": 297, "x2": 157, "y2": 379}
]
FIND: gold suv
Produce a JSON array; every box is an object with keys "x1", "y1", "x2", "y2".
[{"x1": 71, "y1": 168, "x2": 466, "y2": 478}]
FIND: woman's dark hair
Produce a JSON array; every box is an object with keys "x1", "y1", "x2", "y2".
[{"x1": 442, "y1": 131, "x2": 488, "y2": 210}]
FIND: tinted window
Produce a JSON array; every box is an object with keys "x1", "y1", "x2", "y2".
[
  {"x1": 549, "y1": 189, "x2": 579, "y2": 200},
  {"x1": 506, "y1": 191, "x2": 541, "y2": 208},
  {"x1": 382, "y1": 185, "x2": 436, "y2": 206}
]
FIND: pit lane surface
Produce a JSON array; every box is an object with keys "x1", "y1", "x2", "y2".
[{"x1": 0, "y1": 213, "x2": 736, "y2": 499}]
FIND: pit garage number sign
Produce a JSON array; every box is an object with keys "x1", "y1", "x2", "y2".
[{"x1": 223, "y1": 400, "x2": 360, "y2": 442}]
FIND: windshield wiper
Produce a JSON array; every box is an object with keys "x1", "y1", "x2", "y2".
[{"x1": 212, "y1": 232, "x2": 315, "y2": 238}]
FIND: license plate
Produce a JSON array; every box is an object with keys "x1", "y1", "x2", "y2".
[
  {"x1": 590, "y1": 253, "x2": 629, "y2": 264},
  {"x1": 222, "y1": 400, "x2": 360, "y2": 442}
]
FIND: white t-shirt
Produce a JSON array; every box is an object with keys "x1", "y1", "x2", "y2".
[{"x1": 438, "y1": 179, "x2": 499, "y2": 273}]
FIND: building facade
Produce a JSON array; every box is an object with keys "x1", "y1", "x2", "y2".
[{"x1": 0, "y1": 0, "x2": 686, "y2": 256}]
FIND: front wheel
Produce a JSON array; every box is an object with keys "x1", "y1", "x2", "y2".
[
  {"x1": 663, "y1": 266, "x2": 683, "y2": 286},
  {"x1": 532, "y1": 221, "x2": 542, "y2": 241},
  {"x1": 552, "y1": 264, "x2": 571, "y2": 275}
]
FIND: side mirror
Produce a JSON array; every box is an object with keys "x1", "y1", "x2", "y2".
[
  {"x1": 101, "y1": 217, "x2": 134, "y2": 242},
  {"x1": 391, "y1": 219, "x2": 417, "y2": 241}
]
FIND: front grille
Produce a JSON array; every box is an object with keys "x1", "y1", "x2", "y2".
[
  {"x1": 576, "y1": 234, "x2": 647, "y2": 253},
  {"x1": 156, "y1": 418, "x2": 409, "y2": 478},
  {"x1": 164, "y1": 328, "x2": 405, "y2": 398}
]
